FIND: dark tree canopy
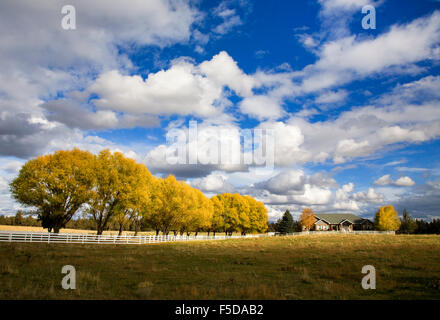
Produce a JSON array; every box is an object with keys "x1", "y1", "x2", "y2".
[
  {"x1": 277, "y1": 210, "x2": 295, "y2": 234},
  {"x1": 399, "y1": 209, "x2": 417, "y2": 234}
]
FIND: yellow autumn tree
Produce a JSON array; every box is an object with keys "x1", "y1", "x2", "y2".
[
  {"x1": 145, "y1": 175, "x2": 214, "y2": 236},
  {"x1": 300, "y1": 208, "x2": 315, "y2": 231},
  {"x1": 211, "y1": 193, "x2": 268, "y2": 235},
  {"x1": 374, "y1": 205, "x2": 401, "y2": 231},
  {"x1": 210, "y1": 196, "x2": 225, "y2": 236},
  {"x1": 87, "y1": 150, "x2": 153, "y2": 235},
  {"x1": 113, "y1": 209, "x2": 130, "y2": 236},
  {"x1": 244, "y1": 195, "x2": 268, "y2": 234},
  {"x1": 125, "y1": 164, "x2": 155, "y2": 236},
  {"x1": 143, "y1": 176, "x2": 164, "y2": 235},
  {"x1": 215, "y1": 193, "x2": 246, "y2": 235},
  {"x1": 179, "y1": 185, "x2": 213, "y2": 236},
  {"x1": 10, "y1": 148, "x2": 95, "y2": 233},
  {"x1": 147, "y1": 175, "x2": 188, "y2": 235}
]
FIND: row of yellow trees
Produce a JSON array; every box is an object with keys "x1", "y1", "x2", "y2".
[{"x1": 10, "y1": 149, "x2": 268, "y2": 235}]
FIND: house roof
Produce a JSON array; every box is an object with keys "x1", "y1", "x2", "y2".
[{"x1": 314, "y1": 213, "x2": 369, "y2": 225}]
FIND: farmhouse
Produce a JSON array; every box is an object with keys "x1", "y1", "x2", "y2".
[{"x1": 313, "y1": 214, "x2": 374, "y2": 231}]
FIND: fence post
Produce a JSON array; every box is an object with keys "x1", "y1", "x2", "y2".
[{"x1": 48, "y1": 233, "x2": 51, "y2": 244}]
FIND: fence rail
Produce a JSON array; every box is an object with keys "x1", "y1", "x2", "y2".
[
  {"x1": 0, "y1": 230, "x2": 395, "y2": 245},
  {"x1": 0, "y1": 231, "x2": 266, "y2": 245}
]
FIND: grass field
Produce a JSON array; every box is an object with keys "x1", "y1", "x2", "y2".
[{"x1": 1, "y1": 234, "x2": 439, "y2": 300}]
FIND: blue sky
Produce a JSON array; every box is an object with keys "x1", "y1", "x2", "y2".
[{"x1": 0, "y1": 0, "x2": 439, "y2": 221}]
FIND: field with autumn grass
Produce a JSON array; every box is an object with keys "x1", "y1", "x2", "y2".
[
  {"x1": 0, "y1": 225, "x2": 172, "y2": 236},
  {"x1": 1, "y1": 234, "x2": 439, "y2": 300}
]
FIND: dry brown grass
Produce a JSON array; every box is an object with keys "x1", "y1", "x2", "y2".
[{"x1": 0, "y1": 234, "x2": 439, "y2": 300}]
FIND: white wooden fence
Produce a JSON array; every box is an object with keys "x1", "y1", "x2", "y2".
[
  {"x1": 0, "y1": 230, "x2": 395, "y2": 245},
  {"x1": 0, "y1": 231, "x2": 266, "y2": 245}
]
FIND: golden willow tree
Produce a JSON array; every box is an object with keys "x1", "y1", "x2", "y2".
[
  {"x1": 374, "y1": 205, "x2": 401, "y2": 231},
  {"x1": 10, "y1": 149, "x2": 95, "y2": 233},
  {"x1": 178, "y1": 187, "x2": 213, "y2": 236},
  {"x1": 87, "y1": 150, "x2": 154, "y2": 235},
  {"x1": 11, "y1": 148, "x2": 269, "y2": 235},
  {"x1": 212, "y1": 193, "x2": 268, "y2": 235},
  {"x1": 244, "y1": 195, "x2": 269, "y2": 234},
  {"x1": 208, "y1": 196, "x2": 225, "y2": 236},
  {"x1": 145, "y1": 175, "x2": 214, "y2": 236},
  {"x1": 106, "y1": 156, "x2": 154, "y2": 236}
]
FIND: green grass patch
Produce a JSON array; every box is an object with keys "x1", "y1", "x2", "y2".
[{"x1": 0, "y1": 234, "x2": 439, "y2": 299}]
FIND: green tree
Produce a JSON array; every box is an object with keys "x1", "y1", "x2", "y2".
[
  {"x1": 375, "y1": 205, "x2": 401, "y2": 231},
  {"x1": 14, "y1": 211, "x2": 24, "y2": 226},
  {"x1": 10, "y1": 149, "x2": 95, "y2": 233},
  {"x1": 399, "y1": 209, "x2": 417, "y2": 234},
  {"x1": 277, "y1": 210, "x2": 295, "y2": 234}
]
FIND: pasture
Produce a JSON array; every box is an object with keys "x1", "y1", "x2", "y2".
[
  {"x1": 0, "y1": 225, "x2": 213, "y2": 236},
  {"x1": 0, "y1": 234, "x2": 439, "y2": 300}
]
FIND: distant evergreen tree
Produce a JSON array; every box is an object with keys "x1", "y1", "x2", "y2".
[
  {"x1": 277, "y1": 210, "x2": 295, "y2": 234},
  {"x1": 292, "y1": 220, "x2": 302, "y2": 232},
  {"x1": 428, "y1": 219, "x2": 440, "y2": 234},
  {"x1": 399, "y1": 209, "x2": 417, "y2": 234},
  {"x1": 267, "y1": 222, "x2": 278, "y2": 232},
  {"x1": 415, "y1": 219, "x2": 429, "y2": 234},
  {"x1": 14, "y1": 211, "x2": 24, "y2": 226}
]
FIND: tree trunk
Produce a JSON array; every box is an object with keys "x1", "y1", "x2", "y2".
[{"x1": 118, "y1": 223, "x2": 123, "y2": 236}]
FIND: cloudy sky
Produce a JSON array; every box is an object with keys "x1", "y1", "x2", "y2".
[{"x1": 1, "y1": 0, "x2": 439, "y2": 221}]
